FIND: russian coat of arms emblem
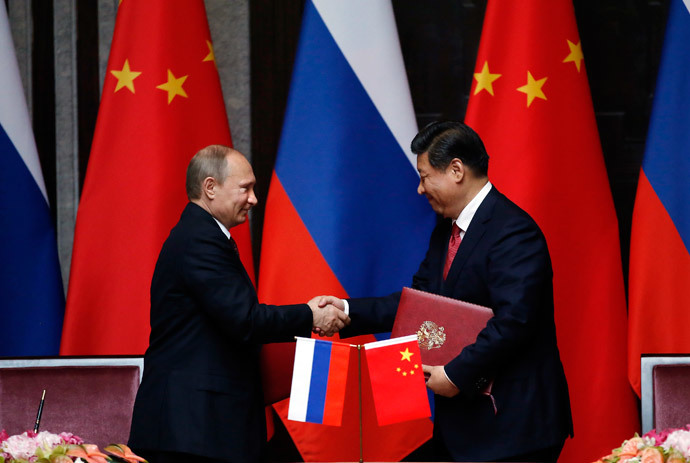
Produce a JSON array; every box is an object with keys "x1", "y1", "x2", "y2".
[{"x1": 416, "y1": 320, "x2": 446, "y2": 350}]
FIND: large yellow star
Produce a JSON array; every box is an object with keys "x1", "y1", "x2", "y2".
[
  {"x1": 110, "y1": 59, "x2": 141, "y2": 94},
  {"x1": 473, "y1": 61, "x2": 501, "y2": 96},
  {"x1": 156, "y1": 69, "x2": 188, "y2": 104},
  {"x1": 563, "y1": 39, "x2": 584, "y2": 72},
  {"x1": 203, "y1": 40, "x2": 216, "y2": 65},
  {"x1": 400, "y1": 348, "x2": 414, "y2": 362},
  {"x1": 517, "y1": 71, "x2": 547, "y2": 107}
]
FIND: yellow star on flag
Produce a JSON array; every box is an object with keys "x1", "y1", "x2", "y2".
[
  {"x1": 402, "y1": 371, "x2": 407, "y2": 376},
  {"x1": 563, "y1": 39, "x2": 584, "y2": 72},
  {"x1": 156, "y1": 69, "x2": 188, "y2": 104},
  {"x1": 517, "y1": 71, "x2": 547, "y2": 107},
  {"x1": 110, "y1": 59, "x2": 141, "y2": 94},
  {"x1": 473, "y1": 61, "x2": 501, "y2": 96},
  {"x1": 203, "y1": 40, "x2": 216, "y2": 65},
  {"x1": 400, "y1": 347, "x2": 414, "y2": 362},
  {"x1": 410, "y1": 370, "x2": 415, "y2": 375}
]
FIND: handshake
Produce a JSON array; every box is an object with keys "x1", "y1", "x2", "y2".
[{"x1": 307, "y1": 295, "x2": 350, "y2": 337}]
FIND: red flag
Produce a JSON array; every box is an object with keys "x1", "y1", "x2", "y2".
[
  {"x1": 61, "y1": 0, "x2": 254, "y2": 355},
  {"x1": 464, "y1": 1, "x2": 638, "y2": 462},
  {"x1": 364, "y1": 335, "x2": 431, "y2": 426}
]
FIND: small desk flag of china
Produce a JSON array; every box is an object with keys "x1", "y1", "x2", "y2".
[{"x1": 364, "y1": 335, "x2": 431, "y2": 426}]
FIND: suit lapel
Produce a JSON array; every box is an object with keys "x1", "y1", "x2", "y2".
[
  {"x1": 442, "y1": 188, "x2": 499, "y2": 293},
  {"x1": 186, "y1": 203, "x2": 257, "y2": 293}
]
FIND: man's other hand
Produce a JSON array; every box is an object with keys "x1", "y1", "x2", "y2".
[{"x1": 422, "y1": 364, "x2": 460, "y2": 397}]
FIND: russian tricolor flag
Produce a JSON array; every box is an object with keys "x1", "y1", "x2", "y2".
[
  {"x1": 628, "y1": 0, "x2": 690, "y2": 395},
  {"x1": 259, "y1": 0, "x2": 435, "y2": 459},
  {"x1": 0, "y1": 7, "x2": 64, "y2": 356},
  {"x1": 288, "y1": 338, "x2": 351, "y2": 426}
]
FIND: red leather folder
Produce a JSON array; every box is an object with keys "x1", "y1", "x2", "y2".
[{"x1": 391, "y1": 287, "x2": 494, "y2": 366}]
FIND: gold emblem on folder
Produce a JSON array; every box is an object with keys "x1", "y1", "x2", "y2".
[{"x1": 416, "y1": 321, "x2": 446, "y2": 350}]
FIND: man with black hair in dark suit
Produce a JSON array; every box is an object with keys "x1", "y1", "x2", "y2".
[
  {"x1": 129, "y1": 145, "x2": 350, "y2": 463},
  {"x1": 317, "y1": 122, "x2": 573, "y2": 462}
]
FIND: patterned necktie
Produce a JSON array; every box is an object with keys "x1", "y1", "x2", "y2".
[{"x1": 443, "y1": 223, "x2": 462, "y2": 280}]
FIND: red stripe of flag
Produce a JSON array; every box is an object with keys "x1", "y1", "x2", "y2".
[{"x1": 321, "y1": 342, "x2": 351, "y2": 426}]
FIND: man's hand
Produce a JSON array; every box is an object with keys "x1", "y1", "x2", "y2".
[
  {"x1": 308, "y1": 297, "x2": 350, "y2": 337},
  {"x1": 315, "y1": 295, "x2": 344, "y2": 311},
  {"x1": 422, "y1": 364, "x2": 460, "y2": 398}
]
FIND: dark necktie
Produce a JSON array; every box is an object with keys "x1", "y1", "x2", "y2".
[
  {"x1": 228, "y1": 236, "x2": 239, "y2": 256},
  {"x1": 443, "y1": 223, "x2": 462, "y2": 280}
]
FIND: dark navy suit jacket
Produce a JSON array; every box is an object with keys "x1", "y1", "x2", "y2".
[
  {"x1": 345, "y1": 187, "x2": 573, "y2": 461},
  {"x1": 129, "y1": 203, "x2": 312, "y2": 461}
]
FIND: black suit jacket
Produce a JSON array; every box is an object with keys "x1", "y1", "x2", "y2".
[
  {"x1": 345, "y1": 187, "x2": 573, "y2": 461},
  {"x1": 129, "y1": 203, "x2": 312, "y2": 461}
]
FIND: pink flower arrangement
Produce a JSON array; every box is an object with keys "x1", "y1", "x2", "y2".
[
  {"x1": 0, "y1": 431, "x2": 146, "y2": 463},
  {"x1": 593, "y1": 425, "x2": 690, "y2": 463}
]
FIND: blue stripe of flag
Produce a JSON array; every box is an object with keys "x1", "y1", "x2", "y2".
[
  {"x1": 275, "y1": 0, "x2": 435, "y2": 298},
  {"x1": 0, "y1": 124, "x2": 64, "y2": 356},
  {"x1": 641, "y1": 0, "x2": 690, "y2": 251},
  {"x1": 306, "y1": 340, "x2": 333, "y2": 423}
]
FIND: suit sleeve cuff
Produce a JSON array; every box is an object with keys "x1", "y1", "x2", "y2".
[{"x1": 342, "y1": 298, "x2": 350, "y2": 316}]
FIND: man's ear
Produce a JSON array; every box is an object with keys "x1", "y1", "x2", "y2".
[
  {"x1": 201, "y1": 177, "x2": 217, "y2": 199},
  {"x1": 449, "y1": 158, "x2": 465, "y2": 183}
]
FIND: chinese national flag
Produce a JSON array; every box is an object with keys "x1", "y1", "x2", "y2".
[
  {"x1": 61, "y1": 0, "x2": 254, "y2": 355},
  {"x1": 464, "y1": 1, "x2": 638, "y2": 462},
  {"x1": 364, "y1": 335, "x2": 431, "y2": 426}
]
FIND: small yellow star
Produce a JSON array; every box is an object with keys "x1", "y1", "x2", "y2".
[
  {"x1": 396, "y1": 367, "x2": 401, "y2": 372},
  {"x1": 563, "y1": 39, "x2": 584, "y2": 72},
  {"x1": 402, "y1": 371, "x2": 407, "y2": 376},
  {"x1": 517, "y1": 71, "x2": 547, "y2": 107},
  {"x1": 410, "y1": 370, "x2": 415, "y2": 375},
  {"x1": 110, "y1": 59, "x2": 141, "y2": 94},
  {"x1": 400, "y1": 348, "x2": 414, "y2": 362},
  {"x1": 203, "y1": 40, "x2": 216, "y2": 65},
  {"x1": 414, "y1": 364, "x2": 419, "y2": 369},
  {"x1": 473, "y1": 61, "x2": 501, "y2": 96},
  {"x1": 156, "y1": 69, "x2": 188, "y2": 104}
]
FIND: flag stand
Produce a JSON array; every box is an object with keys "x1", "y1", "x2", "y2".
[{"x1": 358, "y1": 344, "x2": 364, "y2": 463}]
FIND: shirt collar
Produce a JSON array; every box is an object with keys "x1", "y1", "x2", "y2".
[
  {"x1": 454, "y1": 181, "x2": 492, "y2": 234},
  {"x1": 213, "y1": 218, "x2": 231, "y2": 239}
]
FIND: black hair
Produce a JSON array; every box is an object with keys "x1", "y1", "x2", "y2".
[{"x1": 410, "y1": 121, "x2": 489, "y2": 176}]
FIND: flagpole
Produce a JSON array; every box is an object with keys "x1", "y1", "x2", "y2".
[{"x1": 358, "y1": 344, "x2": 363, "y2": 463}]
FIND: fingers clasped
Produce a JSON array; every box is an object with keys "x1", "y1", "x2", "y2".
[{"x1": 307, "y1": 295, "x2": 350, "y2": 337}]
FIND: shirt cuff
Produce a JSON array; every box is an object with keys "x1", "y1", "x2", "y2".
[
  {"x1": 443, "y1": 366, "x2": 458, "y2": 389},
  {"x1": 342, "y1": 298, "x2": 349, "y2": 316}
]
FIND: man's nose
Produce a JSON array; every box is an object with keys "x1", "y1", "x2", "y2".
[{"x1": 248, "y1": 191, "x2": 258, "y2": 206}]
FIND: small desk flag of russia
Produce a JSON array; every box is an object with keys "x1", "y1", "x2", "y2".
[{"x1": 288, "y1": 337, "x2": 351, "y2": 426}]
